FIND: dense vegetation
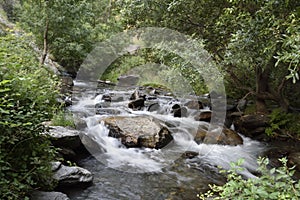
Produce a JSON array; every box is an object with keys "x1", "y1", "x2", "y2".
[
  {"x1": 0, "y1": 31, "x2": 58, "y2": 198},
  {"x1": 0, "y1": 0, "x2": 299, "y2": 199},
  {"x1": 199, "y1": 157, "x2": 300, "y2": 199}
]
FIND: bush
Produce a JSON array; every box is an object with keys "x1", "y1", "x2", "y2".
[
  {"x1": 51, "y1": 109, "x2": 75, "y2": 128},
  {"x1": 265, "y1": 108, "x2": 300, "y2": 139},
  {"x1": 199, "y1": 157, "x2": 300, "y2": 200},
  {"x1": 0, "y1": 32, "x2": 59, "y2": 199}
]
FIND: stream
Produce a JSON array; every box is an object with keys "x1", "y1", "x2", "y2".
[{"x1": 66, "y1": 80, "x2": 266, "y2": 200}]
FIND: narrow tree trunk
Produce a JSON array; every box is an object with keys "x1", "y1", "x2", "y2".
[
  {"x1": 40, "y1": 19, "x2": 49, "y2": 65},
  {"x1": 255, "y1": 67, "x2": 269, "y2": 114}
]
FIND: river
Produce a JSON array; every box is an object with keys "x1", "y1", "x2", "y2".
[{"x1": 66, "y1": 80, "x2": 266, "y2": 200}]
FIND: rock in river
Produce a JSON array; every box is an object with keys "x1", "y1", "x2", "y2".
[
  {"x1": 31, "y1": 191, "x2": 70, "y2": 200},
  {"x1": 53, "y1": 162, "x2": 93, "y2": 188},
  {"x1": 102, "y1": 116, "x2": 173, "y2": 149},
  {"x1": 194, "y1": 126, "x2": 243, "y2": 146}
]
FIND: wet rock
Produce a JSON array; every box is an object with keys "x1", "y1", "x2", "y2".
[
  {"x1": 194, "y1": 127, "x2": 243, "y2": 146},
  {"x1": 194, "y1": 111, "x2": 212, "y2": 122},
  {"x1": 173, "y1": 106, "x2": 188, "y2": 118},
  {"x1": 128, "y1": 98, "x2": 145, "y2": 110},
  {"x1": 43, "y1": 126, "x2": 82, "y2": 151},
  {"x1": 51, "y1": 161, "x2": 62, "y2": 172},
  {"x1": 96, "y1": 102, "x2": 111, "y2": 109},
  {"x1": 148, "y1": 103, "x2": 160, "y2": 112},
  {"x1": 171, "y1": 104, "x2": 188, "y2": 118},
  {"x1": 130, "y1": 90, "x2": 146, "y2": 100},
  {"x1": 96, "y1": 108, "x2": 122, "y2": 115},
  {"x1": 117, "y1": 75, "x2": 139, "y2": 87},
  {"x1": 146, "y1": 86, "x2": 160, "y2": 95},
  {"x1": 234, "y1": 114, "x2": 269, "y2": 140},
  {"x1": 53, "y1": 163, "x2": 93, "y2": 188},
  {"x1": 101, "y1": 94, "x2": 112, "y2": 102},
  {"x1": 42, "y1": 126, "x2": 87, "y2": 160},
  {"x1": 184, "y1": 100, "x2": 204, "y2": 110},
  {"x1": 182, "y1": 151, "x2": 199, "y2": 159},
  {"x1": 111, "y1": 95, "x2": 124, "y2": 102},
  {"x1": 130, "y1": 90, "x2": 140, "y2": 100},
  {"x1": 194, "y1": 129, "x2": 207, "y2": 144},
  {"x1": 102, "y1": 116, "x2": 173, "y2": 149},
  {"x1": 31, "y1": 191, "x2": 70, "y2": 200},
  {"x1": 288, "y1": 152, "x2": 300, "y2": 171}
]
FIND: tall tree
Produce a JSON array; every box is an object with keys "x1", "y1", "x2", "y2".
[{"x1": 18, "y1": 0, "x2": 95, "y2": 75}]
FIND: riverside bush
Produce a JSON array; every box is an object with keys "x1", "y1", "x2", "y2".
[
  {"x1": 199, "y1": 157, "x2": 300, "y2": 200},
  {"x1": 51, "y1": 109, "x2": 75, "y2": 128},
  {"x1": 265, "y1": 108, "x2": 300, "y2": 139},
  {"x1": 0, "y1": 32, "x2": 58, "y2": 199}
]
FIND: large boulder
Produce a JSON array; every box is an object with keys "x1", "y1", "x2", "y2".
[
  {"x1": 194, "y1": 126, "x2": 243, "y2": 146},
  {"x1": 53, "y1": 162, "x2": 93, "y2": 188},
  {"x1": 234, "y1": 114, "x2": 269, "y2": 140},
  {"x1": 42, "y1": 126, "x2": 86, "y2": 160},
  {"x1": 102, "y1": 116, "x2": 173, "y2": 149},
  {"x1": 31, "y1": 191, "x2": 70, "y2": 200}
]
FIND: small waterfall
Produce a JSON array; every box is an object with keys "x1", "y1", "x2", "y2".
[{"x1": 68, "y1": 80, "x2": 266, "y2": 199}]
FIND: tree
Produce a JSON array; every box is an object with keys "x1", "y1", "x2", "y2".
[
  {"x1": 18, "y1": 0, "x2": 123, "y2": 76},
  {"x1": 18, "y1": 0, "x2": 95, "y2": 75},
  {"x1": 117, "y1": 0, "x2": 300, "y2": 113}
]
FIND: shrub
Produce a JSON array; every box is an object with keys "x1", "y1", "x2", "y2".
[
  {"x1": 51, "y1": 109, "x2": 75, "y2": 128},
  {"x1": 0, "y1": 32, "x2": 58, "y2": 199},
  {"x1": 265, "y1": 108, "x2": 300, "y2": 138},
  {"x1": 198, "y1": 157, "x2": 300, "y2": 200}
]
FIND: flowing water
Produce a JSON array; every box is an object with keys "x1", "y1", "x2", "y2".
[{"x1": 67, "y1": 81, "x2": 266, "y2": 200}]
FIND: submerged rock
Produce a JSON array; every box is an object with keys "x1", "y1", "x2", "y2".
[
  {"x1": 102, "y1": 116, "x2": 173, "y2": 149},
  {"x1": 194, "y1": 126, "x2": 243, "y2": 146},
  {"x1": 31, "y1": 191, "x2": 70, "y2": 200}
]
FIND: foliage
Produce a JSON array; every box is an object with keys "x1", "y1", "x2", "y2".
[
  {"x1": 0, "y1": 32, "x2": 58, "y2": 199},
  {"x1": 17, "y1": 0, "x2": 94, "y2": 74},
  {"x1": 265, "y1": 108, "x2": 300, "y2": 138},
  {"x1": 101, "y1": 47, "x2": 209, "y2": 95},
  {"x1": 199, "y1": 157, "x2": 300, "y2": 200},
  {"x1": 117, "y1": 0, "x2": 300, "y2": 112},
  {"x1": 51, "y1": 109, "x2": 75, "y2": 128},
  {"x1": 17, "y1": 0, "x2": 123, "y2": 75}
]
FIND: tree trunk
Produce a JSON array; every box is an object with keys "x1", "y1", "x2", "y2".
[
  {"x1": 255, "y1": 67, "x2": 269, "y2": 114},
  {"x1": 40, "y1": 19, "x2": 49, "y2": 65}
]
